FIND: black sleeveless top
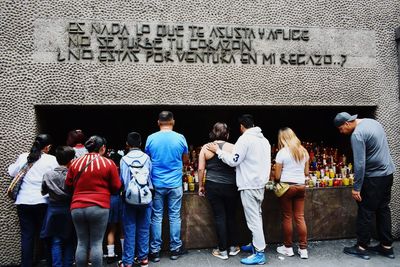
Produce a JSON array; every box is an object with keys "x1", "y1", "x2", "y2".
[{"x1": 205, "y1": 142, "x2": 236, "y2": 185}]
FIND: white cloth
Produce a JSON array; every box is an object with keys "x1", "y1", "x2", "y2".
[
  {"x1": 275, "y1": 147, "x2": 308, "y2": 184},
  {"x1": 216, "y1": 127, "x2": 271, "y2": 190},
  {"x1": 73, "y1": 146, "x2": 88, "y2": 159},
  {"x1": 8, "y1": 153, "x2": 59, "y2": 205}
]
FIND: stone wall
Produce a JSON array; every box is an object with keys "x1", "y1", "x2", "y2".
[{"x1": 1, "y1": 0, "x2": 399, "y2": 265}]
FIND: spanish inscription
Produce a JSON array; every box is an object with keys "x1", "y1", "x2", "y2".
[{"x1": 33, "y1": 20, "x2": 376, "y2": 68}]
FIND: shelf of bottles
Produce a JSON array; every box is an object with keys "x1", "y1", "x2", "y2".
[
  {"x1": 183, "y1": 142, "x2": 354, "y2": 193},
  {"x1": 272, "y1": 142, "x2": 355, "y2": 189},
  {"x1": 183, "y1": 145, "x2": 202, "y2": 193}
]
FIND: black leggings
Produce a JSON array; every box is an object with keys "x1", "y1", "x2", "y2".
[{"x1": 205, "y1": 181, "x2": 239, "y2": 251}]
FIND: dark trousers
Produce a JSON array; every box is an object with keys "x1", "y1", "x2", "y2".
[
  {"x1": 357, "y1": 174, "x2": 393, "y2": 248},
  {"x1": 17, "y1": 204, "x2": 48, "y2": 267},
  {"x1": 205, "y1": 181, "x2": 239, "y2": 251}
]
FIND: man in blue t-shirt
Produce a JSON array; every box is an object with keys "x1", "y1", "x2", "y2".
[{"x1": 145, "y1": 111, "x2": 189, "y2": 262}]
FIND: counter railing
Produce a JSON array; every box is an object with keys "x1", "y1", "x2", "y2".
[{"x1": 161, "y1": 186, "x2": 357, "y2": 249}]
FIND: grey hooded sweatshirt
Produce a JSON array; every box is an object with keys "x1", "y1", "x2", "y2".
[{"x1": 216, "y1": 126, "x2": 271, "y2": 190}]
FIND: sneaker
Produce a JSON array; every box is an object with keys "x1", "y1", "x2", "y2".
[
  {"x1": 343, "y1": 245, "x2": 370, "y2": 260},
  {"x1": 170, "y1": 246, "x2": 188, "y2": 260},
  {"x1": 276, "y1": 245, "x2": 294, "y2": 257},
  {"x1": 241, "y1": 243, "x2": 254, "y2": 253},
  {"x1": 116, "y1": 260, "x2": 132, "y2": 267},
  {"x1": 240, "y1": 251, "x2": 266, "y2": 265},
  {"x1": 298, "y1": 248, "x2": 308, "y2": 259},
  {"x1": 229, "y1": 246, "x2": 241, "y2": 256},
  {"x1": 367, "y1": 244, "x2": 395, "y2": 259},
  {"x1": 212, "y1": 249, "x2": 228, "y2": 260},
  {"x1": 138, "y1": 258, "x2": 149, "y2": 267},
  {"x1": 149, "y1": 251, "x2": 161, "y2": 263}
]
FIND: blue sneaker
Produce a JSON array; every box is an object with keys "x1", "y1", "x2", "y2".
[
  {"x1": 240, "y1": 251, "x2": 266, "y2": 265},
  {"x1": 241, "y1": 243, "x2": 254, "y2": 253}
]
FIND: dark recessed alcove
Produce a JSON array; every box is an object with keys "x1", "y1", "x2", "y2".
[{"x1": 35, "y1": 105, "x2": 376, "y2": 156}]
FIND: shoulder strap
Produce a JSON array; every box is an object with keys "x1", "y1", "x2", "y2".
[
  {"x1": 73, "y1": 155, "x2": 99, "y2": 186},
  {"x1": 130, "y1": 157, "x2": 148, "y2": 169},
  {"x1": 16, "y1": 162, "x2": 33, "y2": 180},
  {"x1": 123, "y1": 153, "x2": 148, "y2": 169},
  {"x1": 22, "y1": 161, "x2": 34, "y2": 172}
]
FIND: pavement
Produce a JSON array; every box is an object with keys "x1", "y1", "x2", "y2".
[
  {"x1": 104, "y1": 239, "x2": 400, "y2": 267},
  {"x1": 32, "y1": 239, "x2": 399, "y2": 267}
]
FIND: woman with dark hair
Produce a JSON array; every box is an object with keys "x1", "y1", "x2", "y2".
[
  {"x1": 66, "y1": 129, "x2": 87, "y2": 158},
  {"x1": 198, "y1": 123, "x2": 240, "y2": 260},
  {"x1": 65, "y1": 135, "x2": 121, "y2": 267},
  {"x1": 8, "y1": 134, "x2": 59, "y2": 267}
]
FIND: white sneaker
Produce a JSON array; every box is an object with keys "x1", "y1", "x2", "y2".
[
  {"x1": 276, "y1": 245, "x2": 294, "y2": 256},
  {"x1": 212, "y1": 249, "x2": 228, "y2": 260},
  {"x1": 229, "y1": 246, "x2": 240, "y2": 256},
  {"x1": 298, "y1": 248, "x2": 308, "y2": 259}
]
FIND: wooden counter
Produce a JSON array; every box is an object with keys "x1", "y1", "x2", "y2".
[{"x1": 162, "y1": 187, "x2": 358, "y2": 249}]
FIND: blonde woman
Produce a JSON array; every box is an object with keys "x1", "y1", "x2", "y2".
[{"x1": 273, "y1": 127, "x2": 309, "y2": 259}]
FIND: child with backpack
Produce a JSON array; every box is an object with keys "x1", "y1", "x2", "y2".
[
  {"x1": 118, "y1": 132, "x2": 153, "y2": 267},
  {"x1": 40, "y1": 146, "x2": 76, "y2": 267}
]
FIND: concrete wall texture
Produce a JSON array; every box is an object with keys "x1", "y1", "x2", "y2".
[{"x1": 1, "y1": 0, "x2": 399, "y2": 265}]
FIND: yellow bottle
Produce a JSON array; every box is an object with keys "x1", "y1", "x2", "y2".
[{"x1": 348, "y1": 163, "x2": 353, "y2": 172}]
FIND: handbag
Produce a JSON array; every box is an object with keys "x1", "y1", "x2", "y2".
[
  {"x1": 273, "y1": 182, "x2": 290, "y2": 197},
  {"x1": 7, "y1": 162, "x2": 33, "y2": 201}
]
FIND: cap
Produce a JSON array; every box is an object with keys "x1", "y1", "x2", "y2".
[{"x1": 333, "y1": 112, "x2": 358, "y2": 127}]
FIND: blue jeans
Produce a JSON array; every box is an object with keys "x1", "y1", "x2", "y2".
[
  {"x1": 122, "y1": 202, "x2": 152, "y2": 265},
  {"x1": 51, "y1": 236, "x2": 74, "y2": 267},
  {"x1": 150, "y1": 186, "x2": 183, "y2": 252}
]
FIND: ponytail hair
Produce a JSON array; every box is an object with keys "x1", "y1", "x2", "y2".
[
  {"x1": 84, "y1": 135, "x2": 107, "y2": 153},
  {"x1": 27, "y1": 134, "x2": 53, "y2": 163}
]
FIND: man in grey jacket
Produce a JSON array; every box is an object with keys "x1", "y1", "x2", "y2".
[
  {"x1": 334, "y1": 112, "x2": 396, "y2": 260},
  {"x1": 207, "y1": 114, "x2": 271, "y2": 265}
]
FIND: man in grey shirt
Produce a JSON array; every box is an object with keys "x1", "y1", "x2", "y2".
[{"x1": 334, "y1": 112, "x2": 395, "y2": 260}]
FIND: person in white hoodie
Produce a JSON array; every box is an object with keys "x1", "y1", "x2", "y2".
[{"x1": 207, "y1": 114, "x2": 271, "y2": 265}]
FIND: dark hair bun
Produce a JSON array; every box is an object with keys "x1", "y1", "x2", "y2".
[{"x1": 84, "y1": 135, "x2": 106, "y2": 153}]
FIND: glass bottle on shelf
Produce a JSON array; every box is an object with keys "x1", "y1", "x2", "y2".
[{"x1": 183, "y1": 173, "x2": 188, "y2": 192}]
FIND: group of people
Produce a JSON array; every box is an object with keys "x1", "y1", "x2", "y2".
[
  {"x1": 7, "y1": 111, "x2": 395, "y2": 267},
  {"x1": 199, "y1": 115, "x2": 307, "y2": 264}
]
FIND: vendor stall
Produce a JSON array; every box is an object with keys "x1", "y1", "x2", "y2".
[
  {"x1": 179, "y1": 187, "x2": 357, "y2": 249},
  {"x1": 37, "y1": 105, "x2": 364, "y2": 249}
]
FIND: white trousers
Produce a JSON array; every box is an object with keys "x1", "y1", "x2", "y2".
[{"x1": 240, "y1": 188, "x2": 266, "y2": 252}]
